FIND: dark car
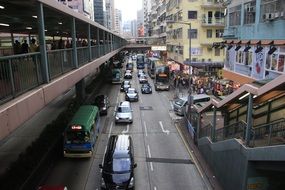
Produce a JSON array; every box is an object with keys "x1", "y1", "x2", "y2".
[
  {"x1": 124, "y1": 71, "x2": 132, "y2": 79},
  {"x1": 141, "y1": 83, "x2": 152, "y2": 94},
  {"x1": 126, "y1": 63, "x2": 133, "y2": 71},
  {"x1": 100, "y1": 135, "x2": 137, "y2": 190},
  {"x1": 94, "y1": 95, "x2": 109, "y2": 115},
  {"x1": 120, "y1": 81, "x2": 131, "y2": 92}
]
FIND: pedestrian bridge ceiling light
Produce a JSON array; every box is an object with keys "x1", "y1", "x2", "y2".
[
  {"x1": 239, "y1": 92, "x2": 250, "y2": 100},
  {"x1": 26, "y1": 27, "x2": 32, "y2": 30},
  {"x1": 58, "y1": 22, "x2": 63, "y2": 25},
  {"x1": 32, "y1": 15, "x2": 37, "y2": 19},
  {"x1": 0, "y1": 23, "x2": 9, "y2": 27},
  {"x1": 0, "y1": 5, "x2": 4, "y2": 9}
]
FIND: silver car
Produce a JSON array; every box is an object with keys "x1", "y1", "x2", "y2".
[{"x1": 115, "y1": 101, "x2": 133, "y2": 124}]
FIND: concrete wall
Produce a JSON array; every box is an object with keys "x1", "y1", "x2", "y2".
[
  {"x1": 198, "y1": 137, "x2": 285, "y2": 190},
  {"x1": 0, "y1": 49, "x2": 122, "y2": 141}
]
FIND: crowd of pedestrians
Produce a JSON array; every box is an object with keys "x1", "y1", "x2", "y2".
[{"x1": 13, "y1": 39, "x2": 39, "y2": 54}]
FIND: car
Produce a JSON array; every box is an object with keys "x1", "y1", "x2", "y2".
[
  {"x1": 99, "y1": 135, "x2": 137, "y2": 190},
  {"x1": 137, "y1": 69, "x2": 145, "y2": 77},
  {"x1": 138, "y1": 75, "x2": 148, "y2": 84},
  {"x1": 115, "y1": 101, "x2": 133, "y2": 124},
  {"x1": 124, "y1": 72, "x2": 132, "y2": 79},
  {"x1": 93, "y1": 95, "x2": 109, "y2": 115},
  {"x1": 125, "y1": 88, "x2": 139, "y2": 102},
  {"x1": 141, "y1": 83, "x2": 152, "y2": 94},
  {"x1": 120, "y1": 80, "x2": 131, "y2": 92},
  {"x1": 126, "y1": 63, "x2": 133, "y2": 71}
]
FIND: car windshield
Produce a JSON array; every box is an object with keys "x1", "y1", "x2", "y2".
[
  {"x1": 117, "y1": 106, "x2": 131, "y2": 112},
  {"x1": 113, "y1": 158, "x2": 131, "y2": 173},
  {"x1": 175, "y1": 99, "x2": 186, "y2": 106},
  {"x1": 127, "y1": 89, "x2": 136, "y2": 94}
]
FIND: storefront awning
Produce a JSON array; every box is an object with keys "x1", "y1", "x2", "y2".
[{"x1": 183, "y1": 61, "x2": 224, "y2": 68}]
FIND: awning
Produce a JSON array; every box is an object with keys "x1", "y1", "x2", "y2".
[{"x1": 183, "y1": 61, "x2": 224, "y2": 68}]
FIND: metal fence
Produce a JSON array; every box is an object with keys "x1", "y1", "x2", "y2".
[
  {"x1": 200, "y1": 123, "x2": 212, "y2": 138},
  {"x1": 0, "y1": 43, "x2": 120, "y2": 105},
  {"x1": 251, "y1": 118, "x2": 285, "y2": 147},
  {"x1": 215, "y1": 120, "x2": 248, "y2": 142}
]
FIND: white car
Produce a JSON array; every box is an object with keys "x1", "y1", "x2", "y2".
[
  {"x1": 139, "y1": 75, "x2": 148, "y2": 84},
  {"x1": 115, "y1": 101, "x2": 133, "y2": 124},
  {"x1": 125, "y1": 88, "x2": 139, "y2": 102}
]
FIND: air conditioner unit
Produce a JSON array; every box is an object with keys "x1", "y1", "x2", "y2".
[
  {"x1": 280, "y1": 11, "x2": 284, "y2": 17},
  {"x1": 274, "y1": 12, "x2": 280, "y2": 18}
]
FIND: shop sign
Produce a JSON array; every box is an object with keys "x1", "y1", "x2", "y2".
[{"x1": 151, "y1": 46, "x2": 167, "y2": 51}]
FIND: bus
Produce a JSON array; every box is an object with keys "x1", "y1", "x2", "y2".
[
  {"x1": 63, "y1": 105, "x2": 100, "y2": 158},
  {"x1": 111, "y1": 68, "x2": 122, "y2": 84},
  {"x1": 147, "y1": 57, "x2": 170, "y2": 90}
]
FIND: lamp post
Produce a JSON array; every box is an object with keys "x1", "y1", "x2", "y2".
[{"x1": 166, "y1": 20, "x2": 192, "y2": 105}]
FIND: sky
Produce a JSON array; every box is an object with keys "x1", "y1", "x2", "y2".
[{"x1": 115, "y1": 0, "x2": 142, "y2": 21}]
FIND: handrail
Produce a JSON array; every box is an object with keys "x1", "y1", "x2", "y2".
[
  {"x1": 0, "y1": 52, "x2": 40, "y2": 60},
  {"x1": 215, "y1": 120, "x2": 247, "y2": 141}
]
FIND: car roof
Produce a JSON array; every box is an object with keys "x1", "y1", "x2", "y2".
[
  {"x1": 191, "y1": 94, "x2": 210, "y2": 100},
  {"x1": 120, "y1": 101, "x2": 131, "y2": 107}
]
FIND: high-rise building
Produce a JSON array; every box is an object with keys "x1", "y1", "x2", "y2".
[
  {"x1": 143, "y1": 0, "x2": 152, "y2": 37},
  {"x1": 57, "y1": 0, "x2": 94, "y2": 20},
  {"x1": 222, "y1": 0, "x2": 285, "y2": 84},
  {"x1": 114, "y1": 9, "x2": 122, "y2": 34},
  {"x1": 105, "y1": 0, "x2": 115, "y2": 30},
  {"x1": 94, "y1": 0, "x2": 105, "y2": 26},
  {"x1": 166, "y1": 0, "x2": 225, "y2": 74},
  {"x1": 137, "y1": 9, "x2": 145, "y2": 37}
]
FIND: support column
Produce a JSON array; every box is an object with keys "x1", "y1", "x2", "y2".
[
  {"x1": 88, "y1": 24, "x2": 92, "y2": 61},
  {"x1": 37, "y1": 2, "x2": 49, "y2": 83},
  {"x1": 97, "y1": 28, "x2": 100, "y2": 57},
  {"x1": 111, "y1": 34, "x2": 113, "y2": 51},
  {"x1": 75, "y1": 79, "x2": 86, "y2": 103},
  {"x1": 196, "y1": 112, "x2": 201, "y2": 144},
  {"x1": 211, "y1": 107, "x2": 217, "y2": 142},
  {"x1": 103, "y1": 31, "x2": 106, "y2": 54},
  {"x1": 245, "y1": 93, "x2": 253, "y2": 146},
  {"x1": 71, "y1": 17, "x2": 78, "y2": 68}
]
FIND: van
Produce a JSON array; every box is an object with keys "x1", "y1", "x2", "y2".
[
  {"x1": 99, "y1": 135, "x2": 137, "y2": 190},
  {"x1": 115, "y1": 101, "x2": 133, "y2": 123},
  {"x1": 173, "y1": 94, "x2": 210, "y2": 116}
]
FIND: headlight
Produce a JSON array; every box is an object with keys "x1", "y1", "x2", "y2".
[
  {"x1": 102, "y1": 107, "x2": 107, "y2": 110},
  {"x1": 115, "y1": 116, "x2": 119, "y2": 120},
  {"x1": 101, "y1": 178, "x2": 106, "y2": 188},
  {"x1": 129, "y1": 177, "x2": 134, "y2": 187}
]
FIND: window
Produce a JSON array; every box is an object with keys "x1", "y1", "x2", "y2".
[
  {"x1": 261, "y1": 0, "x2": 283, "y2": 22},
  {"x1": 207, "y1": 29, "x2": 212, "y2": 38},
  {"x1": 215, "y1": 48, "x2": 220, "y2": 56},
  {"x1": 215, "y1": 29, "x2": 223, "y2": 38},
  {"x1": 188, "y1": 11, "x2": 197, "y2": 19},
  {"x1": 188, "y1": 29, "x2": 197, "y2": 39},
  {"x1": 244, "y1": 1, "x2": 256, "y2": 24},
  {"x1": 229, "y1": 5, "x2": 241, "y2": 26}
]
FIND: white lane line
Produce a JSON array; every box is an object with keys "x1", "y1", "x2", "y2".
[
  {"x1": 140, "y1": 98, "x2": 143, "y2": 103},
  {"x1": 144, "y1": 121, "x2": 147, "y2": 137},
  {"x1": 147, "y1": 145, "x2": 153, "y2": 171},
  {"x1": 142, "y1": 112, "x2": 144, "y2": 117},
  {"x1": 154, "y1": 187, "x2": 157, "y2": 190},
  {"x1": 122, "y1": 124, "x2": 129, "y2": 134},
  {"x1": 108, "y1": 122, "x2": 113, "y2": 138},
  {"x1": 159, "y1": 121, "x2": 170, "y2": 135},
  {"x1": 116, "y1": 94, "x2": 119, "y2": 104}
]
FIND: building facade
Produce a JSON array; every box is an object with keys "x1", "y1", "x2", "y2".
[
  {"x1": 57, "y1": 0, "x2": 94, "y2": 20},
  {"x1": 94, "y1": 0, "x2": 105, "y2": 26},
  {"x1": 143, "y1": 0, "x2": 152, "y2": 37},
  {"x1": 166, "y1": 0, "x2": 225, "y2": 74},
  {"x1": 222, "y1": 0, "x2": 285, "y2": 84},
  {"x1": 114, "y1": 9, "x2": 122, "y2": 34},
  {"x1": 105, "y1": 0, "x2": 115, "y2": 30}
]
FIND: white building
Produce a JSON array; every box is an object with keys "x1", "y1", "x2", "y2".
[{"x1": 114, "y1": 9, "x2": 122, "y2": 34}]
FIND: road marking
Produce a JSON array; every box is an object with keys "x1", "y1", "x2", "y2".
[
  {"x1": 154, "y1": 187, "x2": 157, "y2": 190},
  {"x1": 122, "y1": 124, "x2": 129, "y2": 133},
  {"x1": 175, "y1": 123, "x2": 204, "y2": 179},
  {"x1": 140, "y1": 98, "x2": 143, "y2": 103},
  {"x1": 144, "y1": 121, "x2": 147, "y2": 136},
  {"x1": 116, "y1": 93, "x2": 119, "y2": 104},
  {"x1": 159, "y1": 121, "x2": 170, "y2": 135},
  {"x1": 108, "y1": 122, "x2": 113, "y2": 138},
  {"x1": 147, "y1": 145, "x2": 153, "y2": 171},
  {"x1": 142, "y1": 112, "x2": 144, "y2": 117}
]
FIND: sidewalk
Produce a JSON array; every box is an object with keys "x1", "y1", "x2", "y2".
[{"x1": 176, "y1": 119, "x2": 223, "y2": 190}]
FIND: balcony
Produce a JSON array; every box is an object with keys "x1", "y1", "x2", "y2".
[
  {"x1": 201, "y1": 0, "x2": 224, "y2": 9},
  {"x1": 223, "y1": 27, "x2": 240, "y2": 39},
  {"x1": 201, "y1": 17, "x2": 225, "y2": 27}
]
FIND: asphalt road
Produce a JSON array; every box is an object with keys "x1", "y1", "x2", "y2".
[{"x1": 42, "y1": 61, "x2": 212, "y2": 190}]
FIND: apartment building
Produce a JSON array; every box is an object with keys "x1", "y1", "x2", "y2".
[
  {"x1": 166, "y1": 0, "x2": 225, "y2": 74},
  {"x1": 222, "y1": 0, "x2": 285, "y2": 84},
  {"x1": 57, "y1": 0, "x2": 94, "y2": 20}
]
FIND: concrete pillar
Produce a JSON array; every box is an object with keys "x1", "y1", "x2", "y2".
[
  {"x1": 211, "y1": 107, "x2": 217, "y2": 142},
  {"x1": 71, "y1": 17, "x2": 78, "y2": 68},
  {"x1": 97, "y1": 28, "x2": 100, "y2": 57},
  {"x1": 245, "y1": 93, "x2": 253, "y2": 146},
  {"x1": 196, "y1": 112, "x2": 201, "y2": 143},
  {"x1": 37, "y1": 2, "x2": 49, "y2": 83},
  {"x1": 87, "y1": 24, "x2": 92, "y2": 61},
  {"x1": 75, "y1": 79, "x2": 86, "y2": 103}
]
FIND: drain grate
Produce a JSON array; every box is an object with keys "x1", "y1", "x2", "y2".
[
  {"x1": 140, "y1": 106, "x2": 153, "y2": 110},
  {"x1": 146, "y1": 157, "x2": 193, "y2": 164}
]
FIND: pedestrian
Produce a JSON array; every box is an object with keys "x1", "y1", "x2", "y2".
[
  {"x1": 21, "y1": 40, "x2": 29, "y2": 53},
  {"x1": 29, "y1": 39, "x2": 39, "y2": 52},
  {"x1": 13, "y1": 40, "x2": 21, "y2": 54}
]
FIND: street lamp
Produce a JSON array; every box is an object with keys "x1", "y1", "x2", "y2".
[{"x1": 166, "y1": 20, "x2": 192, "y2": 101}]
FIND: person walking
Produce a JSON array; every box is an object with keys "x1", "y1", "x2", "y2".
[
  {"x1": 21, "y1": 40, "x2": 29, "y2": 53},
  {"x1": 13, "y1": 40, "x2": 21, "y2": 54},
  {"x1": 29, "y1": 39, "x2": 39, "y2": 52}
]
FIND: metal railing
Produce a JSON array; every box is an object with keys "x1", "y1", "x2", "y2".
[
  {"x1": 0, "y1": 43, "x2": 121, "y2": 105},
  {"x1": 251, "y1": 118, "x2": 285, "y2": 147},
  {"x1": 200, "y1": 123, "x2": 213, "y2": 138},
  {"x1": 215, "y1": 120, "x2": 248, "y2": 142}
]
